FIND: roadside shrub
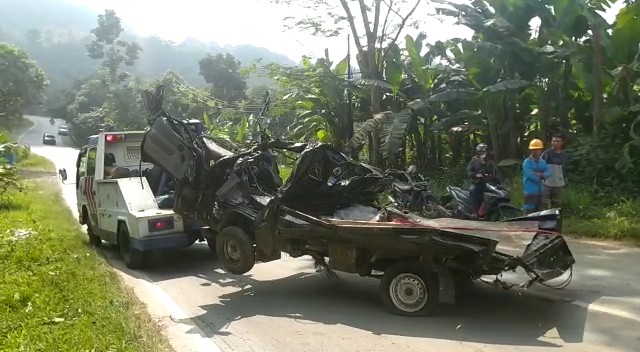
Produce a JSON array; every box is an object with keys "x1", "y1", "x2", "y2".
[
  {"x1": 0, "y1": 164, "x2": 22, "y2": 196},
  {"x1": 0, "y1": 133, "x2": 24, "y2": 197}
]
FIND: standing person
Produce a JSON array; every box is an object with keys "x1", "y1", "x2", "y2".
[
  {"x1": 522, "y1": 139, "x2": 551, "y2": 214},
  {"x1": 541, "y1": 134, "x2": 569, "y2": 209},
  {"x1": 466, "y1": 143, "x2": 494, "y2": 217}
]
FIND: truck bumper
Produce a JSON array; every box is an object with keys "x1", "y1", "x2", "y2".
[{"x1": 130, "y1": 232, "x2": 196, "y2": 251}]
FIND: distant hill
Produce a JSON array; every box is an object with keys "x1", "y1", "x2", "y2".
[{"x1": 0, "y1": 0, "x2": 296, "y2": 93}]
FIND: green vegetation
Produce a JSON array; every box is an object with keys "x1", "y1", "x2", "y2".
[
  {"x1": 0, "y1": 156, "x2": 173, "y2": 352},
  {"x1": 429, "y1": 175, "x2": 640, "y2": 240},
  {"x1": 1, "y1": 0, "x2": 639, "y2": 243},
  {"x1": 0, "y1": 0, "x2": 294, "y2": 95},
  {"x1": 0, "y1": 42, "x2": 48, "y2": 127}
]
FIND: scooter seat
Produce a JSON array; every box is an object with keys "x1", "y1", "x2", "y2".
[{"x1": 449, "y1": 186, "x2": 471, "y2": 202}]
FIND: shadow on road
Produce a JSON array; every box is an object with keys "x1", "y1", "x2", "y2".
[{"x1": 93, "y1": 242, "x2": 630, "y2": 349}]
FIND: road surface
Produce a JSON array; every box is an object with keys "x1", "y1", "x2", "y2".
[{"x1": 18, "y1": 115, "x2": 640, "y2": 352}]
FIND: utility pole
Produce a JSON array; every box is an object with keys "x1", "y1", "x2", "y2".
[{"x1": 345, "y1": 34, "x2": 354, "y2": 142}]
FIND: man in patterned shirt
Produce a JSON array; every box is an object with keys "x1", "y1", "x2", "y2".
[{"x1": 541, "y1": 133, "x2": 569, "y2": 209}]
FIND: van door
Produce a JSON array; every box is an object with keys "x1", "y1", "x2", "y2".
[
  {"x1": 75, "y1": 148, "x2": 88, "y2": 222},
  {"x1": 140, "y1": 116, "x2": 194, "y2": 180},
  {"x1": 79, "y1": 147, "x2": 99, "y2": 224}
]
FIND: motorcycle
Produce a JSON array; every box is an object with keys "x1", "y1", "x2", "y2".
[
  {"x1": 49, "y1": 118, "x2": 55, "y2": 125},
  {"x1": 443, "y1": 175, "x2": 523, "y2": 221},
  {"x1": 387, "y1": 168, "x2": 440, "y2": 213}
]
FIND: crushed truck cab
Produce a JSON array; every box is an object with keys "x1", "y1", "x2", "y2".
[{"x1": 75, "y1": 131, "x2": 208, "y2": 268}]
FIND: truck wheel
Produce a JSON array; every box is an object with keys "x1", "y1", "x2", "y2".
[
  {"x1": 86, "y1": 217, "x2": 102, "y2": 247},
  {"x1": 215, "y1": 226, "x2": 255, "y2": 275},
  {"x1": 380, "y1": 262, "x2": 439, "y2": 317},
  {"x1": 118, "y1": 224, "x2": 145, "y2": 269}
]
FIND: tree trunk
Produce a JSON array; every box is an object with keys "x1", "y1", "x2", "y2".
[
  {"x1": 539, "y1": 81, "x2": 551, "y2": 140},
  {"x1": 368, "y1": 43, "x2": 382, "y2": 166},
  {"x1": 559, "y1": 57, "x2": 572, "y2": 131},
  {"x1": 592, "y1": 24, "x2": 604, "y2": 137}
]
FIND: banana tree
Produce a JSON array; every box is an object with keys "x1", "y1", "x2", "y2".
[
  {"x1": 267, "y1": 51, "x2": 359, "y2": 147},
  {"x1": 344, "y1": 35, "x2": 482, "y2": 169},
  {"x1": 433, "y1": 0, "x2": 550, "y2": 159}
]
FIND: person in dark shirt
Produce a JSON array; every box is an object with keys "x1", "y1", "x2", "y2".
[
  {"x1": 541, "y1": 134, "x2": 569, "y2": 209},
  {"x1": 466, "y1": 143, "x2": 494, "y2": 216}
]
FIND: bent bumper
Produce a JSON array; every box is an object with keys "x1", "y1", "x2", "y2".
[{"x1": 130, "y1": 232, "x2": 196, "y2": 251}]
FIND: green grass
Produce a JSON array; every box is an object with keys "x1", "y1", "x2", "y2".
[
  {"x1": 503, "y1": 178, "x2": 640, "y2": 240},
  {"x1": 0, "y1": 117, "x2": 34, "y2": 133},
  {"x1": 0, "y1": 158, "x2": 173, "y2": 352},
  {"x1": 432, "y1": 173, "x2": 640, "y2": 241},
  {"x1": 17, "y1": 153, "x2": 51, "y2": 169}
]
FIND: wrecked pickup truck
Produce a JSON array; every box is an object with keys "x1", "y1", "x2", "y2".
[{"x1": 139, "y1": 86, "x2": 576, "y2": 316}]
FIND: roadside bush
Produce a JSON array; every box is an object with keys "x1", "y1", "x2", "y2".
[
  {"x1": 0, "y1": 165, "x2": 22, "y2": 196},
  {"x1": 0, "y1": 132, "x2": 27, "y2": 197},
  {"x1": 425, "y1": 166, "x2": 640, "y2": 240}
]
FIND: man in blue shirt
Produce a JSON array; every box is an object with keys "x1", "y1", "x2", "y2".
[
  {"x1": 522, "y1": 139, "x2": 551, "y2": 214},
  {"x1": 541, "y1": 134, "x2": 569, "y2": 209}
]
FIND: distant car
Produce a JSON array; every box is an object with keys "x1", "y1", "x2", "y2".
[
  {"x1": 58, "y1": 126, "x2": 69, "y2": 136},
  {"x1": 42, "y1": 133, "x2": 57, "y2": 145}
]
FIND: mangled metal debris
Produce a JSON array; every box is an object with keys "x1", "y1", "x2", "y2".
[{"x1": 139, "y1": 85, "x2": 576, "y2": 316}]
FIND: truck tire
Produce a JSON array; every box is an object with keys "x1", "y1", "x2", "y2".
[
  {"x1": 86, "y1": 216, "x2": 102, "y2": 247},
  {"x1": 215, "y1": 226, "x2": 255, "y2": 275},
  {"x1": 380, "y1": 262, "x2": 439, "y2": 317},
  {"x1": 117, "y1": 224, "x2": 145, "y2": 269}
]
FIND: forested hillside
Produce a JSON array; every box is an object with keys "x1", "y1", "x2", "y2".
[
  {"x1": 1, "y1": 0, "x2": 639, "y2": 240},
  {"x1": 0, "y1": 0, "x2": 295, "y2": 94}
]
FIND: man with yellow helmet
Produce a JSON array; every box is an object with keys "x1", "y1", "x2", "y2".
[{"x1": 522, "y1": 138, "x2": 551, "y2": 214}]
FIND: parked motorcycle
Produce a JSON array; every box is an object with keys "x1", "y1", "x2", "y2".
[
  {"x1": 387, "y1": 167, "x2": 439, "y2": 213},
  {"x1": 443, "y1": 180, "x2": 523, "y2": 221}
]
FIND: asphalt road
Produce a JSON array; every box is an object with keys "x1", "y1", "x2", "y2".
[{"x1": 18, "y1": 115, "x2": 640, "y2": 352}]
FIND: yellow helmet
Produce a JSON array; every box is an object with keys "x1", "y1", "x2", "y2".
[{"x1": 529, "y1": 138, "x2": 544, "y2": 150}]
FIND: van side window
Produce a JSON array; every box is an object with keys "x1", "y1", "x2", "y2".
[
  {"x1": 86, "y1": 148, "x2": 97, "y2": 176},
  {"x1": 75, "y1": 149, "x2": 88, "y2": 189}
]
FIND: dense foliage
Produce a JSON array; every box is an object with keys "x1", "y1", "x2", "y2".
[
  {"x1": 0, "y1": 43, "x2": 47, "y2": 124},
  {"x1": 0, "y1": 0, "x2": 295, "y2": 97},
  {"x1": 1, "y1": 1, "x2": 639, "y2": 238}
]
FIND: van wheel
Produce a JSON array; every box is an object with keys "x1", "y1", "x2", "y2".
[
  {"x1": 118, "y1": 224, "x2": 145, "y2": 269},
  {"x1": 215, "y1": 226, "x2": 255, "y2": 275},
  {"x1": 380, "y1": 262, "x2": 439, "y2": 317},
  {"x1": 86, "y1": 216, "x2": 102, "y2": 247}
]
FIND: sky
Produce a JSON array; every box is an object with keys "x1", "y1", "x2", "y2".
[
  {"x1": 66, "y1": 0, "x2": 625, "y2": 62},
  {"x1": 65, "y1": 0, "x2": 472, "y2": 61}
]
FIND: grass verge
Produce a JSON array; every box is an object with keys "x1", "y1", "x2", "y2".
[
  {"x1": 0, "y1": 157, "x2": 173, "y2": 352},
  {"x1": 431, "y1": 173, "x2": 640, "y2": 241},
  {"x1": 0, "y1": 117, "x2": 34, "y2": 133}
]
